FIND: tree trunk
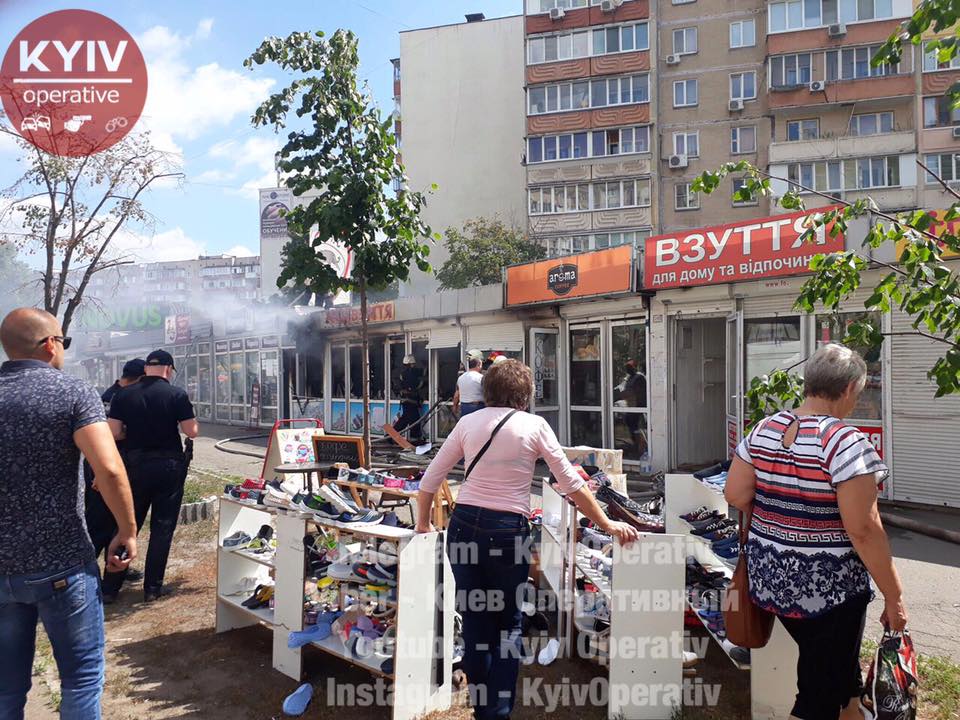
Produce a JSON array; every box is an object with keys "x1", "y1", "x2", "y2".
[{"x1": 359, "y1": 276, "x2": 372, "y2": 468}]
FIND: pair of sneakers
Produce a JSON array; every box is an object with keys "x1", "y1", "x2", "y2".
[{"x1": 317, "y1": 484, "x2": 384, "y2": 527}]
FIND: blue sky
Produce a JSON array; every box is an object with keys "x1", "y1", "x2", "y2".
[{"x1": 1, "y1": 0, "x2": 519, "y2": 263}]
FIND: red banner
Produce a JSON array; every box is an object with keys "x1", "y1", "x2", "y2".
[{"x1": 643, "y1": 208, "x2": 844, "y2": 290}]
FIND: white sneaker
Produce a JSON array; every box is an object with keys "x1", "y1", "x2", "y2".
[
  {"x1": 263, "y1": 485, "x2": 294, "y2": 509},
  {"x1": 319, "y1": 484, "x2": 360, "y2": 515},
  {"x1": 280, "y1": 477, "x2": 302, "y2": 497},
  {"x1": 538, "y1": 638, "x2": 560, "y2": 666}
]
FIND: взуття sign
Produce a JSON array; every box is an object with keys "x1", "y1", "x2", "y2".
[{"x1": 643, "y1": 208, "x2": 844, "y2": 290}]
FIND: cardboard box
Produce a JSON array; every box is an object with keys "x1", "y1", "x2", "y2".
[{"x1": 562, "y1": 446, "x2": 623, "y2": 475}]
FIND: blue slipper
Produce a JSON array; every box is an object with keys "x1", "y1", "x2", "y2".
[
  {"x1": 287, "y1": 622, "x2": 331, "y2": 648},
  {"x1": 282, "y1": 683, "x2": 313, "y2": 716}
]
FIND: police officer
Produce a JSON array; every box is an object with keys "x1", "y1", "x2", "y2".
[
  {"x1": 102, "y1": 349, "x2": 199, "y2": 603},
  {"x1": 85, "y1": 358, "x2": 145, "y2": 563}
]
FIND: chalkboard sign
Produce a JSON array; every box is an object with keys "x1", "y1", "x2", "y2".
[{"x1": 312, "y1": 435, "x2": 365, "y2": 468}]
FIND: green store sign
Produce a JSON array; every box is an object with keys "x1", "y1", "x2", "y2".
[{"x1": 78, "y1": 305, "x2": 168, "y2": 332}]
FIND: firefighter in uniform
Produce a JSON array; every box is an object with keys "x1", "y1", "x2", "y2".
[{"x1": 102, "y1": 349, "x2": 199, "y2": 603}]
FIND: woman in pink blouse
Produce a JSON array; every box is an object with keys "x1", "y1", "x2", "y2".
[{"x1": 417, "y1": 359, "x2": 637, "y2": 720}]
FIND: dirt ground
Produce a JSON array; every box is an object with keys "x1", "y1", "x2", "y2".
[{"x1": 22, "y1": 474, "x2": 959, "y2": 719}]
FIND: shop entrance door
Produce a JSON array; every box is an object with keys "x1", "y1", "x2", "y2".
[
  {"x1": 530, "y1": 328, "x2": 560, "y2": 435},
  {"x1": 673, "y1": 317, "x2": 727, "y2": 468},
  {"x1": 569, "y1": 324, "x2": 604, "y2": 448}
]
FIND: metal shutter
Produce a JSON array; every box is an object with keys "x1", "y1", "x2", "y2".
[
  {"x1": 742, "y1": 294, "x2": 797, "y2": 318},
  {"x1": 467, "y1": 322, "x2": 525, "y2": 352},
  {"x1": 889, "y1": 309, "x2": 960, "y2": 507},
  {"x1": 426, "y1": 327, "x2": 461, "y2": 349}
]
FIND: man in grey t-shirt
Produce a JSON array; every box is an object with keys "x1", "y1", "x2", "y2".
[{"x1": 0, "y1": 308, "x2": 137, "y2": 719}]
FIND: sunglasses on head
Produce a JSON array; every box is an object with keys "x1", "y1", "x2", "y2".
[{"x1": 37, "y1": 336, "x2": 72, "y2": 350}]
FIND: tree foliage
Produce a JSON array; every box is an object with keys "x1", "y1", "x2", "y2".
[
  {"x1": 0, "y1": 127, "x2": 181, "y2": 333},
  {"x1": 435, "y1": 217, "x2": 545, "y2": 290},
  {"x1": 245, "y1": 29, "x2": 435, "y2": 456}
]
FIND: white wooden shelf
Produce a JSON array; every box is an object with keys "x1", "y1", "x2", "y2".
[
  {"x1": 215, "y1": 495, "x2": 453, "y2": 720},
  {"x1": 219, "y1": 545, "x2": 275, "y2": 569}
]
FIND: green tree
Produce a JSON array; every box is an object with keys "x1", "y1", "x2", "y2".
[
  {"x1": 692, "y1": 1, "x2": 960, "y2": 427},
  {"x1": 435, "y1": 217, "x2": 545, "y2": 290},
  {"x1": 245, "y1": 29, "x2": 435, "y2": 459}
]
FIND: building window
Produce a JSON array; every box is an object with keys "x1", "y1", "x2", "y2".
[
  {"x1": 592, "y1": 23, "x2": 650, "y2": 56},
  {"x1": 729, "y1": 19, "x2": 756, "y2": 48},
  {"x1": 539, "y1": 0, "x2": 588, "y2": 11},
  {"x1": 923, "y1": 97, "x2": 960, "y2": 128},
  {"x1": 675, "y1": 183, "x2": 699, "y2": 210},
  {"x1": 786, "y1": 118, "x2": 820, "y2": 141},
  {"x1": 816, "y1": 312, "x2": 883, "y2": 421},
  {"x1": 672, "y1": 27, "x2": 698, "y2": 55},
  {"x1": 673, "y1": 79, "x2": 698, "y2": 107},
  {"x1": 732, "y1": 178, "x2": 758, "y2": 206},
  {"x1": 923, "y1": 46, "x2": 960, "y2": 72},
  {"x1": 530, "y1": 179, "x2": 651, "y2": 214},
  {"x1": 924, "y1": 153, "x2": 960, "y2": 183},
  {"x1": 543, "y1": 230, "x2": 651, "y2": 257},
  {"x1": 825, "y1": 45, "x2": 899, "y2": 81},
  {"x1": 529, "y1": 74, "x2": 648, "y2": 115},
  {"x1": 527, "y1": 30, "x2": 590, "y2": 64},
  {"x1": 730, "y1": 71, "x2": 757, "y2": 101},
  {"x1": 731, "y1": 126, "x2": 757, "y2": 154},
  {"x1": 769, "y1": 0, "x2": 894, "y2": 33},
  {"x1": 591, "y1": 178, "x2": 652, "y2": 210},
  {"x1": 849, "y1": 111, "x2": 895, "y2": 136},
  {"x1": 769, "y1": 53, "x2": 813, "y2": 88},
  {"x1": 528, "y1": 132, "x2": 589, "y2": 163},
  {"x1": 591, "y1": 125, "x2": 651, "y2": 157},
  {"x1": 787, "y1": 155, "x2": 900, "y2": 192},
  {"x1": 673, "y1": 131, "x2": 699, "y2": 157}
]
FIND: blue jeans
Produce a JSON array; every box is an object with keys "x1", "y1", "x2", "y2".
[
  {"x1": 0, "y1": 560, "x2": 105, "y2": 719},
  {"x1": 460, "y1": 401, "x2": 485, "y2": 417},
  {"x1": 447, "y1": 505, "x2": 532, "y2": 720}
]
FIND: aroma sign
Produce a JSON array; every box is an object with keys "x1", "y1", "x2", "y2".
[{"x1": 643, "y1": 209, "x2": 845, "y2": 290}]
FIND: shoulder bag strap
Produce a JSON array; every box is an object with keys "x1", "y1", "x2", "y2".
[{"x1": 463, "y1": 410, "x2": 518, "y2": 482}]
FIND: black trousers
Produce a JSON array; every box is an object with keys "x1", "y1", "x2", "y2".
[
  {"x1": 779, "y1": 594, "x2": 870, "y2": 720},
  {"x1": 393, "y1": 402, "x2": 424, "y2": 442},
  {"x1": 102, "y1": 456, "x2": 187, "y2": 596}
]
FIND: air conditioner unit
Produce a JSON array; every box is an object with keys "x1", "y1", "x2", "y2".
[
  {"x1": 669, "y1": 154, "x2": 688, "y2": 169},
  {"x1": 600, "y1": 0, "x2": 616, "y2": 12},
  {"x1": 827, "y1": 23, "x2": 847, "y2": 37},
  {"x1": 952, "y1": 126, "x2": 960, "y2": 139},
  {"x1": 666, "y1": 53, "x2": 681, "y2": 65},
  {"x1": 729, "y1": 98, "x2": 745, "y2": 111},
  {"x1": 809, "y1": 80, "x2": 826, "y2": 92},
  {"x1": 549, "y1": 6, "x2": 566, "y2": 19}
]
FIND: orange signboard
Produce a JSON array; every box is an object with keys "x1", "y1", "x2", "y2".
[
  {"x1": 322, "y1": 301, "x2": 396, "y2": 328},
  {"x1": 894, "y1": 210, "x2": 960, "y2": 260},
  {"x1": 505, "y1": 245, "x2": 635, "y2": 306}
]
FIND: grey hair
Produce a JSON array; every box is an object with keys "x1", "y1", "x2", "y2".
[{"x1": 803, "y1": 343, "x2": 867, "y2": 400}]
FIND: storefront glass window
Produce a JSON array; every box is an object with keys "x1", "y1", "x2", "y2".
[
  {"x1": 389, "y1": 340, "x2": 406, "y2": 400},
  {"x1": 261, "y1": 350, "x2": 279, "y2": 426},
  {"x1": 570, "y1": 327, "x2": 602, "y2": 406},
  {"x1": 349, "y1": 346, "x2": 363, "y2": 399},
  {"x1": 369, "y1": 337, "x2": 386, "y2": 401},
  {"x1": 611, "y1": 323, "x2": 649, "y2": 463},
  {"x1": 816, "y1": 312, "x2": 882, "y2": 421},
  {"x1": 215, "y1": 354, "x2": 230, "y2": 407},
  {"x1": 304, "y1": 352, "x2": 324, "y2": 399},
  {"x1": 230, "y1": 352, "x2": 245, "y2": 419},
  {"x1": 187, "y1": 354, "x2": 198, "y2": 402},
  {"x1": 744, "y1": 317, "x2": 802, "y2": 386},
  {"x1": 331, "y1": 344, "x2": 346, "y2": 398},
  {"x1": 571, "y1": 410, "x2": 603, "y2": 448},
  {"x1": 435, "y1": 346, "x2": 461, "y2": 438},
  {"x1": 197, "y1": 353, "x2": 212, "y2": 419},
  {"x1": 245, "y1": 352, "x2": 259, "y2": 417}
]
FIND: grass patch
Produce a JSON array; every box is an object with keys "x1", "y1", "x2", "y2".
[{"x1": 182, "y1": 470, "x2": 241, "y2": 504}]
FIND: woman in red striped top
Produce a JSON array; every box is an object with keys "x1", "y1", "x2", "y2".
[{"x1": 726, "y1": 343, "x2": 907, "y2": 720}]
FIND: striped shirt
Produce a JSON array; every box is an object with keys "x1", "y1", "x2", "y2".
[{"x1": 736, "y1": 411, "x2": 887, "y2": 618}]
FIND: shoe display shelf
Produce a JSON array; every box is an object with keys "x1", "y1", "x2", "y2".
[
  {"x1": 664, "y1": 473, "x2": 800, "y2": 720},
  {"x1": 216, "y1": 495, "x2": 455, "y2": 720},
  {"x1": 540, "y1": 480, "x2": 688, "y2": 720},
  {"x1": 323, "y1": 475, "x2": 456, "y2": 529}
]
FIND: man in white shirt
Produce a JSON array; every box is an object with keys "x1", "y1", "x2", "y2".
[{"x1": 453, "y1": 349, "x2": 485, "y2": 417}]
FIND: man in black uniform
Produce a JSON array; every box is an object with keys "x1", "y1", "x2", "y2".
[
  {"x1": 102, "y1": 349, "x2": 199, "y2": 603},
  {"x1": 392, "y1": 353, "x2": 426, "y2": 444}
]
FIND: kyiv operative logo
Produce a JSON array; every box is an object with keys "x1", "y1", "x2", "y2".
[{"x1": 1, "y1": 9, "x2": 147, "y2": 157}]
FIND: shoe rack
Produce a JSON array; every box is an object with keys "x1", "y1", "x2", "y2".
[
  {"x1": 664, "y1": 473, "x2": 800, "y2": 720},
  {"x1": 539, "y1": 481, "x2": 687, "y2": 720},
  {"x1": 215, "y1": 496, "x2": 455, "y2": 720}
]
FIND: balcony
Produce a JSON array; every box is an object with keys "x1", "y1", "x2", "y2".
[{"x1": 769, "y1": 130, "x2": 915, "y2": 163}]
